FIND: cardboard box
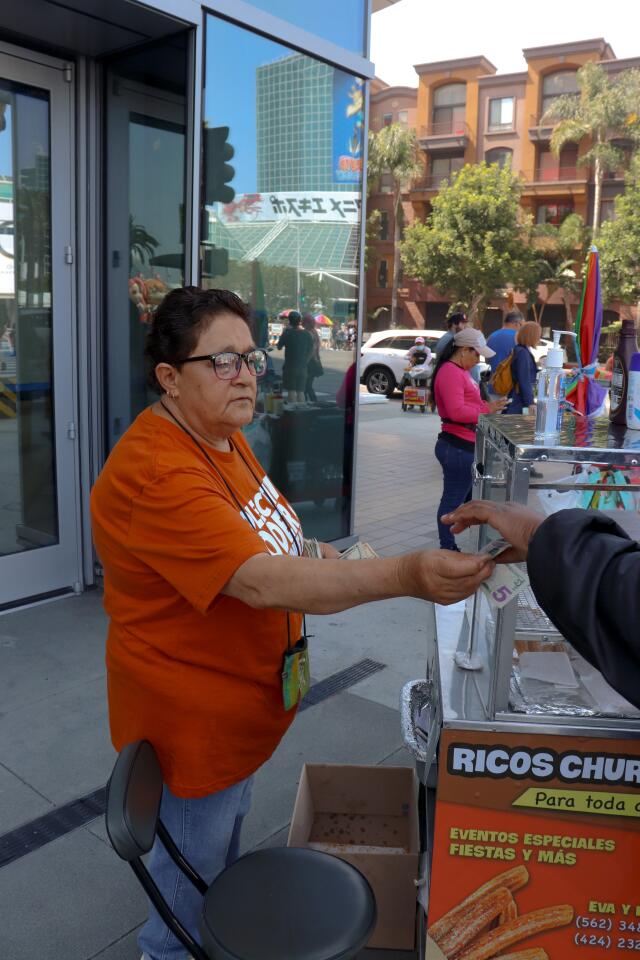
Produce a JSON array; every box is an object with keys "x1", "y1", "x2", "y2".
[{"x1": 288, "y1": 763, "x2": 419, "y2": 950}]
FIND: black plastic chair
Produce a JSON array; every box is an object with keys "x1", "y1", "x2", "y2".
[{"x1": 105, "y1": 740, "x2": 377, "y2": 960}]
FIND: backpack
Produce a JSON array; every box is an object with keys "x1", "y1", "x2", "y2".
[{"x1": 490, "y1": 349, "x2": 517, "y2": 396}]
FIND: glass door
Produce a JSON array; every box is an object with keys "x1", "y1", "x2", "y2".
[
  {"x1": 105, "y1": 37, "x2": 187, "y2": 449},
  {"x1": 0, "y1": 46, "x2": 79, "y2": 606}
]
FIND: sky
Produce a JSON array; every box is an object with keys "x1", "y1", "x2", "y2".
[{"x1": 370, "y1": 0, "x2": 639, "y2": 87}]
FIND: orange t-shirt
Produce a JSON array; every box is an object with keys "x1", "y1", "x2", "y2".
[{"x1": 90, "y1": 407, "x2": 304, "y2": 798}]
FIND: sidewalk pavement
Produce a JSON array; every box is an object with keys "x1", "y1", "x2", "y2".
[{"x1": 0, "y1": 399, "x2": 449, "y2": 960}]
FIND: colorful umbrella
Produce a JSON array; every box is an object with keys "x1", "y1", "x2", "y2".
[
  {"x1": 314, "y1": 314, "x2": 333, "y2": 326},
  {"x1": 564, "y1": 246, "x2": 608, "y2": 417},
  {"x1": 278, "y1": 309, "x2": 296, "y2": 318}
]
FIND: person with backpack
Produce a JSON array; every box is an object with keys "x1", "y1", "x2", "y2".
[
  {"x1": 431, "y1": 329, "x2": 508, "y2": 551},
  {"x1": 490, "y1": 320, "x2": 542, "y2": 413},
  {"x1": 486, "y1": 311, "x2": 523, "y2": 394}
]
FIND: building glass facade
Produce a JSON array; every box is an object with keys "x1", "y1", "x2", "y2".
[
  {"x1": 0, "y1": 0, "x2": 374, "y2": 608},
  {"x1": 203, "y1": 13, "x2": 364, "y2": 542}
]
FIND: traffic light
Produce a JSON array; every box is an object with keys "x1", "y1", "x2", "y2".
[
  {"x1": 203, "y1": 125, "x2": 235, "y2": 205},
  {"x1": 202, "y1": 245, "x2": 229, "y2": 278}
]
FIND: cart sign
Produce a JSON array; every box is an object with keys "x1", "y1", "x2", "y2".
[{"x1": 427, "y1": 729, "x2": 640, "y2": 959}]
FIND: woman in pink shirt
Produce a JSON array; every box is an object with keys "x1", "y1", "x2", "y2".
[{"x1": 431, "y1": 328, "x2": 507, "y2": 550}]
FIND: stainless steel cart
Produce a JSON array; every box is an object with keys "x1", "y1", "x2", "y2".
[{"x1": 402, "y1": 415, "x2": 640, "y2": 960}]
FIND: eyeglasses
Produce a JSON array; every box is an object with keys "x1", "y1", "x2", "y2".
[{"x1": 181, "y1": 349, "x2": 268, "y2": 380}]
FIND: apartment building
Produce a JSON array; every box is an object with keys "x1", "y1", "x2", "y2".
[
  {"x1": 366, "y1": 39, "x2": 640, "y2": 332},
  {"x1": 365, "y1": 78, "x2": 421, "y2": 325}
]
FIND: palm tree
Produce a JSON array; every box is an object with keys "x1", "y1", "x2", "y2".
[
  {"x1": 543, "y1": 62, "x2": 640, "y2": 233},
  {"x1": 367, "y1": 124, "x2": 423, "y2": 327},
  {"x1": 527, "y1": 214, "x2": 587, "y2": 328}
]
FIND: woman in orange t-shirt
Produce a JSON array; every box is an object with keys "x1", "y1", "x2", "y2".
[{"x1": 91, "y1": 286, "x2": 493, "y2": 960}]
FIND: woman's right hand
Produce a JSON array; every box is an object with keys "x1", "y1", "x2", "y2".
[
  {"x1": 487, "y1": 397, "x2": 509, "y2": 413},
  {"x1": 398, "y1": 550, "x2": 495, "y2": 606}
]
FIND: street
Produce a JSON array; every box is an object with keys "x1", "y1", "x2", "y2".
[{"x1": 269, "y1": 344, "x2": 356, "y2": 398}]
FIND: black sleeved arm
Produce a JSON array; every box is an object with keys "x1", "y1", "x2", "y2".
[{"x1": 527, "y1": 509, "x2": 640, "y2": 708}]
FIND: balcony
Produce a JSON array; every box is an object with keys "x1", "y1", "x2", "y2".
[
  {"x1": 522, "y1": 165, "x2": 588, "y2": 198},
  {"x1": 528, "y1": 114, "x2": 554, "y2": 142},
  {"x1": 529, "y1": 166, "x2": 587, "y2": 183},
  {"x1": 411, "y1": 173, "x2": 452, "y2": 192},
  {"x1": 419, "y1": 119, "x2": 470, "y2": 152}
]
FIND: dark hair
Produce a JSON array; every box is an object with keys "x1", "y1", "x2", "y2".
[
  {"x1": 144, "y1": 286, "x2": 252, "y2": 393},
  {"x1": 288, "y1": 310, "x2": 302, "y2": 326},
  {"x1": 429, "y1": 338, "x2": 457, "y2": 411},
  {"x1": 447, "y1": 312, "x2": 467, "y2": 329},
  {"x1": 302, "y1": 313, "x2": 316, "y2": 331},
  {"x1": 504, "y1": 310, "x2": 523, "y2": 326}
]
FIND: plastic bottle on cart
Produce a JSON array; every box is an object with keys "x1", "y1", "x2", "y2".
[
  {"x1": 610, "y1": 318, "x2": 639, "y2": 425},
  {"x1": 534, "y1": 330, "x2": 575, "y2": 441},
  {"x1": 627, "y1": 353, "x2": 640, "y2": 430}
]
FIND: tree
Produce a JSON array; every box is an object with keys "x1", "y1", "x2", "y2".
[
  {"x1": 599, "y1": 153, "x2": 640, "y2": 318},
  {"x1": 401, "y1": 161, "x2": 532, "y2": 324},
  {"x1": 367, "y1": 124, "x2": 422, "y2": 327},
  {"x1": 543, "y1": 62, "x2": 640, "y2": 233},
  {"x1": 364, "y1": 209, "x2": 382, "y2": 273},
  {"x1": 526, "y1": 213, "x2": 588, "y2": 328}
]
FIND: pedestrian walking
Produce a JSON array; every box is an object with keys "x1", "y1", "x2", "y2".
[
  {"x1": 431, "y1": 328, "x2": 507, "y2": 550},
  {"x1": 302, "y1": 313, "x2": 323, "y2": 402},
  {"x1": 277, "y1": 310, "x2": 313, "y2": 402}
]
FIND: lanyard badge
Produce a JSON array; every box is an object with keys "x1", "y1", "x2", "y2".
[{"x1": 282, "y1": 633, "x2": 310, "y2": 711}]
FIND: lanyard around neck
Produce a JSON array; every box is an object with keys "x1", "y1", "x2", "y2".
[{"x1": 159, "y1": 401, "x2": 305, "y2": 649}]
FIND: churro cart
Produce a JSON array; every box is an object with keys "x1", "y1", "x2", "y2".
[{"x1": 402, "y1": 415, "x2": 640, "y2": 960}]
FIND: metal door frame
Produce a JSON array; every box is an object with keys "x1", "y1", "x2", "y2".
[{"x1": 0, "y1": 40, "x2": 82, "y2": 608}]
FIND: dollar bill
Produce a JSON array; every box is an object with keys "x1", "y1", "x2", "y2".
[
  {"x1": 339, "y1": 541, "x2": 380, "y2": 561},
  {"x1": 480, "y1": 562, "x2": 529, "y2": 608},
  {"x1": 478, "y1": 537, "x2": 512, "y2": 560}
]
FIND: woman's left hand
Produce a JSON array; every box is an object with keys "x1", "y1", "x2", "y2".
[{"x1": 320, "y1": 542, "x2": 341, "y2": 559}]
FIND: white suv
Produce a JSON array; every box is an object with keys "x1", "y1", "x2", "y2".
[{"x1": 360, "y1": 329, "x2": 444, "y2": 396}]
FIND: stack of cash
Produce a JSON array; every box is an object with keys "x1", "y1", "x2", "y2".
[
  {"x1": 302, "y1": 539, "x2": 380, "y2": 560},
  {"x1": 302, "y1": 538, "x2": 323, "y2": 559},
  {"x1": 339, "y1": 541, "x2": 379, "y2": 560}
]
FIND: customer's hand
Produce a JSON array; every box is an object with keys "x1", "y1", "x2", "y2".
[
  {"x1": 320, "y1": 542, "x2": 341, "y2": 559},
  {"x1": 487, "y1": 397, "x2": 509, "y2": 414},
  {"x1": 398, "y1": 550, "x2": 495, "y2": 606},
  {"x1": 442, "y1": 500, "x2": 545, "y2": 563}
]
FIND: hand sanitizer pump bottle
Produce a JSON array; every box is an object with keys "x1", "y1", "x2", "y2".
[{"x1": 534, "y1": 331, "x2": 576, "y2": 441}]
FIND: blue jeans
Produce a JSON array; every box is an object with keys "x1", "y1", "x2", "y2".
[
  {"x1": 435, "y1": 437, "x2": 474, "y2": 551},
  {"x1": 139, "y1": 775, "x2": 253, "y2": 960}
]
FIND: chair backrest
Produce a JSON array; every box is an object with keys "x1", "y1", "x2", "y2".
[{"x1": 105, "y1": 740, "x2": 163, "y2": 861}]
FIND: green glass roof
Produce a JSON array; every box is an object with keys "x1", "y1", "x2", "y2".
[{"x1": 207, "y1": 219, "x2": 360, "y2": 272}]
